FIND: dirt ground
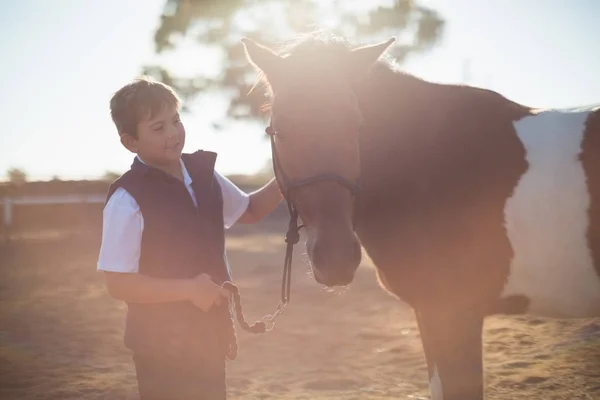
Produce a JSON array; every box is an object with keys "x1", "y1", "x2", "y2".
[{"x1": 1, "y1": 223, "x2": 600, "y2": 400}]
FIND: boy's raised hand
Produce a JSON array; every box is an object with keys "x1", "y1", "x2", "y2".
[{"x1": 187, "y1": 273, "x2": 231, "y2": 312}]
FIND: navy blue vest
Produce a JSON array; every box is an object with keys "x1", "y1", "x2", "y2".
[{"x1": 105, "y1": 150, "x2": 235, "y2": 361}]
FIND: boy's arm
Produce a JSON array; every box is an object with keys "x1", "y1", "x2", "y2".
[
  {"x1": 104, "y1": 272, "x2": 228, "y2": 311},
  {"x1": 237, "y1": 178, "x2": 283, "y2": 224},
  {"x1": 216, "y1": 173, "x2": 283, "y2": 227},
  {"x1": 97, "y1": 188, "x2": 227, "y2": 309},
  {"x1": 103, "y1": 272, "x2": 191, "y2": 303}
]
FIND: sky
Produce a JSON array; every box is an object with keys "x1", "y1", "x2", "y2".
[{"x1": 1, "y1": 0, "x2": 599, "y2": 181}]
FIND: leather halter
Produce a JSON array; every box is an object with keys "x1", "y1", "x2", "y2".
[
  {"x1": 225, "y1": 120, "x2": 361, "y2": 334},
  {"x1": 265, "y1": 122, "x2": 362, "y2": 199},
  {"x1": 262, "y1": 120, "x2": 361, "y2": 325}
]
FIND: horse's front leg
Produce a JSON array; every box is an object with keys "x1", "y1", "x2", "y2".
[{"x1": 416, "y1": 307, "x2": 485, "y2": 400}]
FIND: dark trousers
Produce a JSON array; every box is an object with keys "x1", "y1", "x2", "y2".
[{"x1": 133, "y1": 353, "x2": 226, "y2": 400}]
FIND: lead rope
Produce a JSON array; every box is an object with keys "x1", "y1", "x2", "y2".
[
  {"x1": 220, "y1": 121, "x2": 301, "y2": 359},
  {"x1": 220, "y1": 198, "x2": 301, "y2": 361},
  {"x1": 221, "y1": 203, "x2": 300, "y2": 332}
]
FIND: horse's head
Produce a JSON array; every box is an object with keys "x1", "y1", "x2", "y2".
[{"x1": 242, "y1": 35, "x2": 395, "y2": 286}]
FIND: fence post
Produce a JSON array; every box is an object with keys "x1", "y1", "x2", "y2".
[{"x1": 3, "y1": 196, "x2": 12, "y2": 242}]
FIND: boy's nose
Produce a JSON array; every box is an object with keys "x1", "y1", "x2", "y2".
[{"x1": 167, "y1": 128, "x2": 177, "y2": 138}]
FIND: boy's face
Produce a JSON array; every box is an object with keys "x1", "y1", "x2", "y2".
[{"x1": 121, "y1": 103, "x2": 185, "y2": 166}]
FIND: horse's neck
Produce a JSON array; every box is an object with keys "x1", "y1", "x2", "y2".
[
  {"x1": 357, "y1": 66, "x2": 445, "y2": 141},
  {"x1": 355, "y1": 67, "x2": 445, "y2": 193},
  {"x1": 355, "y1": 66, "x2": 531, "y2": 195}
]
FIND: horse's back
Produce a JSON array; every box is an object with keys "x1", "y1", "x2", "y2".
[{"x1": 502, "y1": 105, "x2": 600, "y2": 318}]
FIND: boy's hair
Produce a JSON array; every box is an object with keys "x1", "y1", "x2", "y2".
[{"x1": 110, "y1": 76, "x2": 181, "y2": 137}]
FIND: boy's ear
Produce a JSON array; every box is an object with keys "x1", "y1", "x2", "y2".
[{"x1": 120, "y1": 133, "x2": 138, "y2": 153}]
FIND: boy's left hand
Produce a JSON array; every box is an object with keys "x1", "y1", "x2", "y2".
[{"x1": 187, "y1": 273, "x2": 231, "y2": 312}]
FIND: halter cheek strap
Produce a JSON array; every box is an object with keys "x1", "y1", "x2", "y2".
[{"x1": 265, "y1": 122, "x2": 361, "y2": 197}]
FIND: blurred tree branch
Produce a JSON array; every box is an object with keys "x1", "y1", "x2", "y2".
[
  {"x1": 7, "y1": 168, "x2": 27, "y2": 186},
  {"x1": 144, "y1": 0, "x2": 445, "y2": 123}
]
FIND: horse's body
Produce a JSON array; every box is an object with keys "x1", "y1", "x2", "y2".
[
  {"x1": 355, "y1": 70, "x2": 600, "y2": 320},
  {"x1": 242, "y1": 35, "x2": 600, "y2": 399}
]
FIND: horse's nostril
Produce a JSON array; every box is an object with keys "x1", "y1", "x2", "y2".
[{"x1": 311, "y1": 239, "x2": 362, "y2": 272}]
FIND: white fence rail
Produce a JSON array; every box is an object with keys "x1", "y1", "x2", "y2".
[{"x1": 1, "y1": 194, "x2": 105, "y2": 228}]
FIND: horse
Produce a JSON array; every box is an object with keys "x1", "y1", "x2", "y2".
[{"x1": 240, "y1": 33, "x2": 600, "y2": 400}]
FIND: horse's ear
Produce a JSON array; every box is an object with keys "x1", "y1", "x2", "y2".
[
  {"x1": 347, "y1": 37, "x2": 396, "y2": 77},
  {"x1": 241, "y1": 37, "x2": 283, "y2": 77}
]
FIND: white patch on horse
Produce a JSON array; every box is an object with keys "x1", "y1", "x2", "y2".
[
  {"x1": 429, "y1": 364, "x2": 443, "y2": 400},
  {"x1": 502, "y1": 109, "x2": 600, "y2": 318}
]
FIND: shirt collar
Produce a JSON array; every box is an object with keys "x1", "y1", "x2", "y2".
[{"x1": 135, "y1": 155, "x2": 192, "y2": 186}]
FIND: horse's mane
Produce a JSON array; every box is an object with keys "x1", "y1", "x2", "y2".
[
  {"x1": 284, "y1": 32, "x2": 403, "y2": 70},
  {"x1": 248, "y1": 31, "x2": 403, "y2": 113}
]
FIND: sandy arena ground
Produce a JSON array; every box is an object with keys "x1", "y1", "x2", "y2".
[{"x1": 1, "y1": 222, "x2": 599, "y2": 399}]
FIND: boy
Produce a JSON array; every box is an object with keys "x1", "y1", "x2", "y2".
[{"x1": 97, "y1": 76, "x2": 282, "y2": 399}]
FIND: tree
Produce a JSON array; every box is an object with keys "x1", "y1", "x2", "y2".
[
  {"x1": 102, "y1": 171, "x2": 121, "y2": 182},
  {"x1": 144, "y1": 0, "x2": 445, "y2": 124},
  {"x1": 7, "y1": 168, "x2": 27, "y2": 186}
]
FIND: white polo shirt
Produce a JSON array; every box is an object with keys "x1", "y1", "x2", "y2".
[{"x1": 97, "y1": 157, "x2": 249, "y2": 274}]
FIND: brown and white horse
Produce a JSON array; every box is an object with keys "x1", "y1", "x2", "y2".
[{"x1": 241, "y1": 34, "x2": 600, "y2": 400}]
